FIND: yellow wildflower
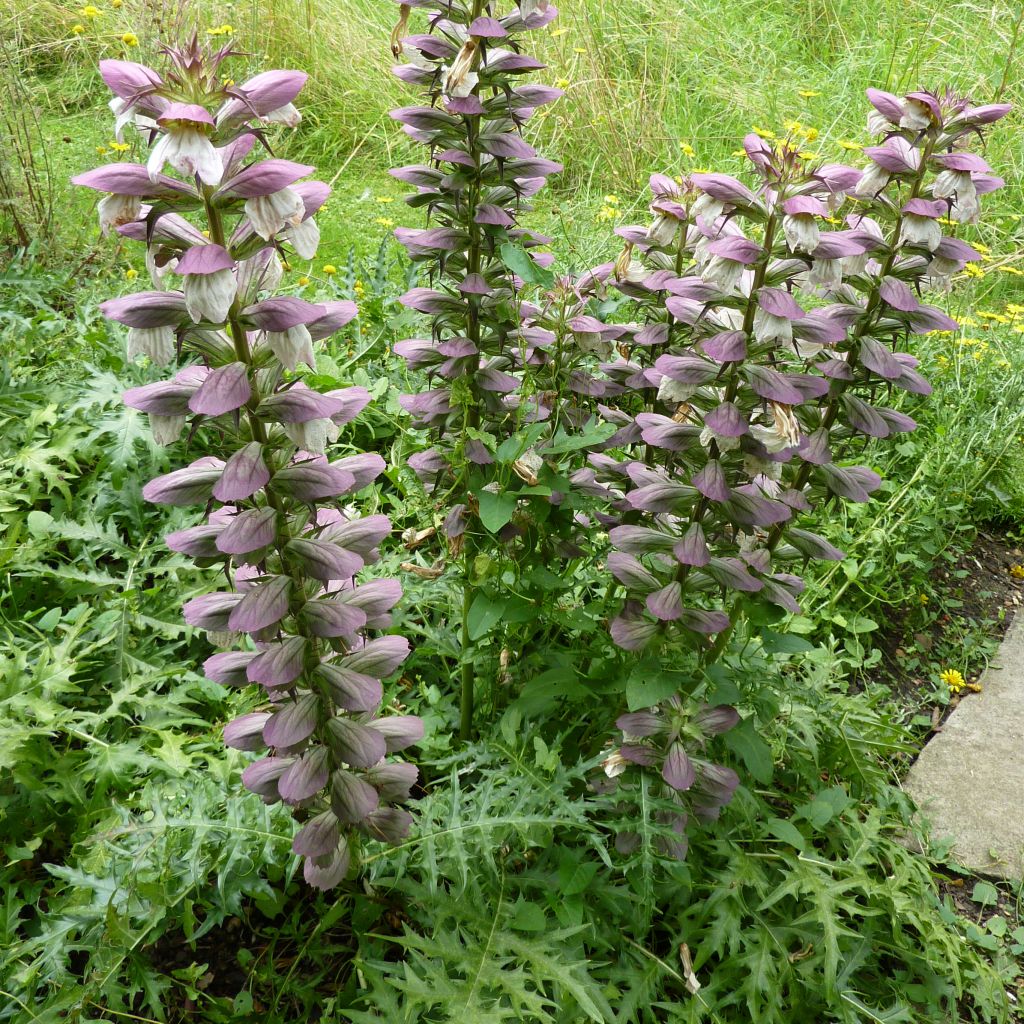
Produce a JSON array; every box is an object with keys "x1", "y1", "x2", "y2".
[
  {"x1": 95, "y1": 145, "x2": 108, "y2": 155},
  {"x1": 121, "y1": 31, "x2": 138, "y2": 45},
  {"x1": 124, "y1": 267, "x2": 138, "y2": 280},
  {"x1": 374, "y1": 216, "x2": 395, "y2": 227},
  {"x1": 111, "y1": 0, "x2": 121, "y2": 6},
  {"x1": 81, "y1": 5, "x2": 102, "y2": 17},
  {"x1": 963, "y1": 264, "x2": 984, "y2": 279},
  {"x1": 973, "y1": 242, "x2": 991, "y2": 254},
  {"x1": 838, "y1": 140, "x2": 862, "y2": 151},
  {"x1": 798, "y1": 150, "x2": 820, "y2": 160},
  {"x1": 71, "y1": 23, "x2": 85, "y2": 34},
  {"x1": 782, "y1": 119, "x2": 803, "y2": 134},
  {"x1": 798, "y1": 89, "x2": 821, "y2": 98},
  {"x1": 375, "y1": 196, "x2": 395, "y2": 204},
  {"x1": 550, "y1": 26, "x2": 568, "y2": 36},
  {"x1": 322, "y1": 264, "x2": 337, "y2": 276},
  {"x1": 940, "y1": 668, "x2": 966, "y2": 693},
  {"x1": 679, "y1": 141, "x2": 695, "y2": 157},
  {"x1": 603, "y1": 194, "x2": 619, "y2": 205},
  {"x1": 109, "y1": 140, "x2": 129, "y2": 152},
  {"x1": 1001, "y1": 266, "x2": 1024, "y2": 276},
  {"x1": 731, "y1": 149, "x2": 746, "y2": 157},
  {"x1": 207, "y1": 23, "x2": 234, "y2": 36},
  {"x1": 752, "y1": 125, "x2": 775, "y2": 139},
  {"x1": 354, "y1": 280, "x2": 365, "y2": 295},
  {"x1": 801, "y1": 126, "x2": 819, "y2": 142},
  {"x1": 597, "y1": 205, "x2": 619, "y2": 222},
  {"x1": 966, "y1": 681, "x2": 983, "y2": 693},
  {"x1": 918, "y1": 593, "x2": 929, "y2": 604},
  {"x1": 1010, "y1": 564, "x2": 1024, "y2": 580},
  {"x1": 555, "y1": 78, "x2": 570, "y2": 89},
  {"x1": 297, "y1": 276, "x2": 310, "y2": 286},
  {"x1": 573, "y1": 47, "x2": 586, "y2": 54}
]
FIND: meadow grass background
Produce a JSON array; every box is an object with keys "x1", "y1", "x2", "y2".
[{"x1": 4, "y1": 0, "x2": 1023, "y2": 269}]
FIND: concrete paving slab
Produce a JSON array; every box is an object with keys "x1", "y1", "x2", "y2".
[{"x1": 903, "y1": 613, "x2": 1024, "y2": 880}]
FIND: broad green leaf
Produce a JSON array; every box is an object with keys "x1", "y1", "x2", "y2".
[
  {"x1": 477, "y1": 489, "x2": 518, "y2": 532},
  {"x1": 765, "y1": 817, "x2": 806, "y2": 850}
]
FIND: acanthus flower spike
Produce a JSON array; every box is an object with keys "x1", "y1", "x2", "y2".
[
  {"x1": 584, "y1": 85, "x2": 1009, "y2": 862},
  {"x1": 75, "y1": 39, "x2": 421, "y2": 891},
  {"x1": 387, "y1": 0, "x2": 607, "y2": 742}
]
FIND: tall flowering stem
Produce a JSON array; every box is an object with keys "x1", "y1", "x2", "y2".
[
  {"x1": 74, "y1": 39, "x2": 423, "y2": 890},
  {"x1": 388, "y1": 0, "x2": 567, "y2": 739},
  {"x1": 590, "y1": 89, "x2": 1009, "y2": 849}
]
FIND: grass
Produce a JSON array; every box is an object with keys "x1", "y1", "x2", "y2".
[{"x1": 5, "y1": 0, "x2": 1024, "y2": 270}]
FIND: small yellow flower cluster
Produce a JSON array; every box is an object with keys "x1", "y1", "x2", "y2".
[
  {"x1": 597, "y1": 194, "x2": 620, "y2": 222},
  {"x1": 322, "y1": 264, "x2": 337, "y2": 276},
  {"x1": 121, "y1": 32, "x2": 138, "y2": 46},
  {"x1": 124, "y1": 267, "x2": 138, "y2": 280},
  {"x1": 81, "y1": 5, "x2": 102, "y2": 17},
  {"x1": 72, "y1": 23, "x2": 85, "y2": 34},
  {"x1": 1009, "y1": 564, "x2": 1024, "y2": 580},
  {"x1": 679, "y1": 141, "x2": 695, "y2": 157},
  {"x1": 297, "y1": 276, "x2": 310, "y2": 287},
  {"x1": 374, "y1": 216, "x2": 395, "y2": 228},
  {"x1": 354, "y1": 280, "x2": 365, "y2": 297},
  {"x1": 375, "y1": 196, "x2": 396, "y2": 204},
  {"x1": 798, "y1": 89, "x2": 821, "y2": 98},
  {"x1": 782, "y1": 119, "x2": 818, "y2": 143},
  {"x1": 838, "y1": 140, "x2": 862, "y2": 151},
  {"x1": 208, "y1": 23, "x2": 234, "y2": 36},
  {"x1": 940, "y1": 668, "x2": 965, "y2": 693}
]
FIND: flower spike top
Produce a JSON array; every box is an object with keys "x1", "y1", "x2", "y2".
[{"x1": 74, "y1": 40, "x2": 422, "y2": 890}]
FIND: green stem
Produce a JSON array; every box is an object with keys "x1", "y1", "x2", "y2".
[
  {"x1": 459, "y1": 542, "x2": 475, "y2": 741},
  {"x1": 454, "y1": 0, "x2": 487, "y2": 742}
]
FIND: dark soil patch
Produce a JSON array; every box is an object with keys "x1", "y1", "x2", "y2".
[{"x1": 875, "y1": 527, "x2": 1024, "y2": 729}]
